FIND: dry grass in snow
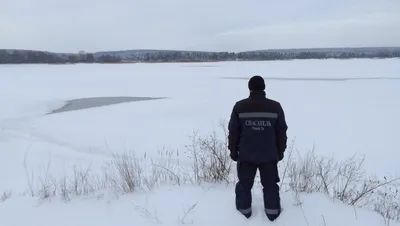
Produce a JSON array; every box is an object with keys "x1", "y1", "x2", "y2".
[{"x1": 14, "y1": 122, "x2": 400, "y2": 224}]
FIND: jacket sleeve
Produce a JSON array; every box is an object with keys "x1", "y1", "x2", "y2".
[
  {"x1": 228, "y1": 104, "x2": 241, "y2": 154},
  {"x1": 275, "y1": 103, "x2": 288, "y2": 154}
]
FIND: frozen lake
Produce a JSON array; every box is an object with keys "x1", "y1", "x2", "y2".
[{"x1": 1, "y1": 59, "x2": 399, "y2": 193}]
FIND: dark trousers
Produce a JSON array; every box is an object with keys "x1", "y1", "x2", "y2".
[{"x1": 235, "y1": 161, "x2": 281, "y2": 220}]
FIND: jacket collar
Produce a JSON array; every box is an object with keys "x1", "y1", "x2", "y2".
[{"x1": 249, "y1": 90, "x2": 266, "y2": 97}]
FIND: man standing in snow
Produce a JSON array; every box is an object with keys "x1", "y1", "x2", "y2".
[{"x1": 228, "y1": 75, "x2": 288, "y2": 221}]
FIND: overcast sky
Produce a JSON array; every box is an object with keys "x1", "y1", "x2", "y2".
[{"x1": 1, "y1": 0, "x2": 400, "y2": 52}]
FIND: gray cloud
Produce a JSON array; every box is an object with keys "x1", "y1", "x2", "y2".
[{"x1": 1, "y1": 0, "x2": 399, "y2": 52}]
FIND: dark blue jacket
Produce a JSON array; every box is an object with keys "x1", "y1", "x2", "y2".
[{"x1": 228, "y1": 91, "x2": 288, "y2": 163}]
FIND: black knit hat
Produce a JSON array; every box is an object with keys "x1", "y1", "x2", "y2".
[{"x1": 248, "y1": 75, "x2": 265, "y2": 91}]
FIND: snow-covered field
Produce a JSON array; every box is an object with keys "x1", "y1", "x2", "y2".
[{"x1": 0, "y1": 59, "x2": 399, "y2": 226}]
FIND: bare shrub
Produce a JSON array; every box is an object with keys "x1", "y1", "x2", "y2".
[
  {"x1": 321, "y1": 215, "x2": 327, "y2": 226},
  {"x1": 283, "y1": 144, "x2": 400, "y2": 223},
  {"x1": 133, "y1": 203, "x2": 161, "y2": 224},
  {"x1": 59, "y1": 175, "x2": 71, "y2": 202},
  {"x1": 144, "y1": 149, "x2": 190, "y2": 189},
  {"x1": 178, "y1": 202, "x2": 198, "y2": 224},
  {"x1": 22, "y1": 149, "x2": 187, "y2": 200},
  {"x1": 17, "y1": 125, "x2": 400, "y2": 224},
  {"x1": 372, "y1": 182, "x2": 400, "y2": 225},
  {"x1": 69, "y1": 165, "x2": 98, "y2": 196},
  {"x1": 36, "y1": 156, "x2": 57, "y2": 200},
  {"x1": 104, "y1": 152, "x2": 143, "y2": 193},
  {"x1": 186, "y1": 121, "x2": 232, "y2": 184},
  {"x1": 1, "y1": 191, "x2": 12, "y2": 202},
  {"x1": 278, "y1": 138, "x2": 296, "y2": 191},
  {"x1": 58, "y1": 165, "x2": 105, "y2": 202},
  {"x1": 286, "y1": 146, "x2": 318, "y2": 193},
  {"x1": 23, "y1": 151, "x2": 35, "y2": 197}
]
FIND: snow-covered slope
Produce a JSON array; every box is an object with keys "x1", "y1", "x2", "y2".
[
  {"x1": 0, "y1": 59, "x2": 400, "y2": 226},
  {"x1": 0, "y1": 185, "x2": 391, "y2": 226}
]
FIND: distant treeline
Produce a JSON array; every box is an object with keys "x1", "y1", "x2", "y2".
[{"x1": 1, "y1": 47, "x2": 400, "y2": 64}]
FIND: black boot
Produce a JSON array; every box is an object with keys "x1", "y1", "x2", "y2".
[
  {"x1": 236, "y1": 207, "x2": 252, "y2": 219},
  {"x1": 266, "y1": 208, "x2": 282, "y2": 221},
  {"x1": 244, "y1": 212, "x2": 252, "y2": 219}
]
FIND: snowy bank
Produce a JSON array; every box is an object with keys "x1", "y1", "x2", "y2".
[
  {"x1": 0, "y1": 184, "x2": 394, "y2": 226},
  {"x1": 1, "y1": 131, "x2": 399, "y2": 226}
]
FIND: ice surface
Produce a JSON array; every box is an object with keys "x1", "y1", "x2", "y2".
[{"x1": 0, "y1": 59, "x2": 399, "y2": 226}]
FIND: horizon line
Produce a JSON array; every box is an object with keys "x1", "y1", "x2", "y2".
[{"x1": 1, "y1": 46, "x2": 400, "y2": 54}]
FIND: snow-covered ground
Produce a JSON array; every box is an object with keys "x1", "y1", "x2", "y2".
[
  {"x1": 0, "y1": 185, "x2": 389, "y2": 226},
  {"x1": 0, "y1": 59, "x2": 399, "y2": 226}
]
